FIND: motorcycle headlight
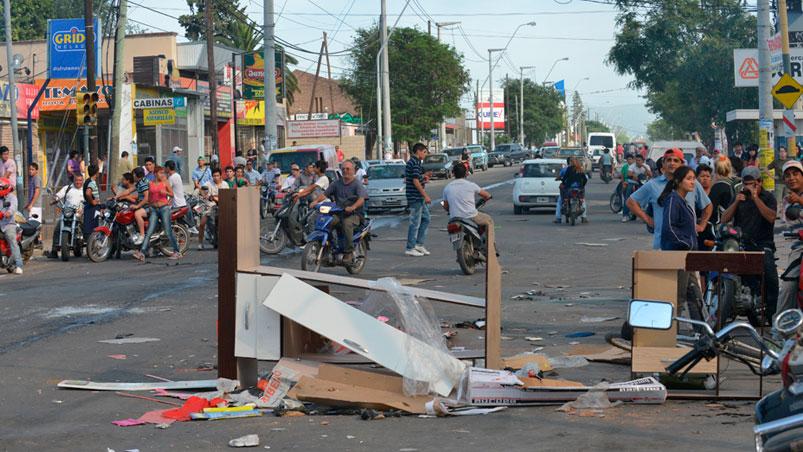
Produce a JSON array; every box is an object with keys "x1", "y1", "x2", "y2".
[
  {"x1": 63, "y1": 207, "x2": 75, "y2": 217},
  {"x1": 319, "y1": 205, "x2": 332, "y2": 214}
]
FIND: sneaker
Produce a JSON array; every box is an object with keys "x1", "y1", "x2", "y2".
[
  {"x1": 414, "y1": 245, "x2": 431, "y2": 255},
  {"x1": 621, "y1": 217, "x2": 630, "y2": 223},
  {"x1": 581, "y1": 218, "x2": 588, "y2": 224},
  {"x1": 13, "y1": 267, "x2": 22, "y2": 275},
  {"x1": 405, "y1": 248, "x2": 424, "y2": 257},
  {"x1": 188, "y1": 226, "x2": 199, "y2": 235},
  {"x1": 132, "y1": 234, "x2": 144, "y2": 245},
  {"x1": 168, "y1": 252, "x2": 182, "y2": 260},
  {"x1": 198, "y1": 243, "x2": 206, "y2": 250},
  {"x1": 133, "y1": 250, "x2": 145, "y2": 261}
]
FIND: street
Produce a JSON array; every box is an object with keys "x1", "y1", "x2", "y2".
[{"x1": 0, "y1": 166, "x2": 756, "y2": 451}]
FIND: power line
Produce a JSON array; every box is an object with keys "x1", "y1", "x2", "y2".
[{"x1": 306, "y1": 0, "x2": 359, "y2": 31}]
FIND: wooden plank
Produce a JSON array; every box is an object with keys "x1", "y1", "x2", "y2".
[
  {"x1": 235, "y1": 187, "x2": 261, "y2": 271},
  {"x1": 632, "y1": 268, "x2": 679, "y2": 348},
  {"x1": 240, "y1": 265, "x2": 485, "y2": 309},
  {"x1": 485, "y1": 224, "x2": 502, "y2": 369},
  {"x1": 261, "y1": 274, "x2": 467, "y2": 397},
  {"x1": 299, "y1": 348, "x2": 486, "y2": 363},
  {"x1": 684, "y1": 251, "x2": 764, "y2": 275},
  {"x1": 631, "y1": 346, "x2": 718, "y2": 374},
  {"x1": 57, "y1": 379, "x2": 219, "y2": 391},
  {"x1": 218, "y1": 188, "x2": 238, "y2": 379},
  {"x1": 633, "y1": 250, "x2": 688, "y2": 270}
]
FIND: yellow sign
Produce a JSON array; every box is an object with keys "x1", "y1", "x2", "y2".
[
  {"x1": 237, "y1": 100, "x2": 264, "y2": 126},
  {"x1": 772, "y1": 73, "x2": 803, "y2": 109},
  {"x1": 143, "y1": 108, "x2": 176, "y2": 126}
]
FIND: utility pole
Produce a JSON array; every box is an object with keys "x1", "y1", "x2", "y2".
[
  {"x1": 3, "y1": 0, "x2": 21, "y2": 195},
  {"x1": 436, "y1": 22, "x2": 460, "y2": 150},
  {"x1": 109, "y1": 0, "x2": 126, "y2": 185},
  {"x1": 85, "y1": 0, "x2": 98, "y2": 165},
  {"x1": 307, "y1": 34, "x2": 326, "y2": 118},
  {"x1": 780, "y1": 0, "x2": 795, "y2": 160},
  {"x1": 488, "y1": 48, "x2": 504, "y2": 152},
  {"x1": 758, "y1": 0, "x2": 774, "y2": 191},
  {"x1": 264, "y1": 0, "x2": 278, "y2": 154},
  {"x1": 475, "y1": 79, "x2": 480, "y2": 146},
  {"x1": 380, "y1": 0, "x2": 392, "y2": 155},
  {"x1": 205, "y1": 0, "x2": 219, "y2": 160}
]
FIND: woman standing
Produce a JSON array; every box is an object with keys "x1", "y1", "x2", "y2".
[
  {"x1": 133, "y1": 167, "x2": 181, "y2": 261},
  {"x1": 745, "y1": 146, "x2": 759, "y2": 168},
  {"x1": 83, "y1": 164, "x2": 101, "y2": 237},
  {"x1": 659, "y1": 165, "x2": 698, "y2": 251}
]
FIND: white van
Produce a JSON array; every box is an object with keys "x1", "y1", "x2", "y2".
[{"x1": 587, "y1": 133, "x2": 616, "y2": 169}]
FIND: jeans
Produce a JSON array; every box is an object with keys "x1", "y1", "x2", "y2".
[
  {"x1": 2, "y1": 224, "x2": 22, "y2": 268},
  {"x1": 622, "y1": 183, "x2": 633, "y2": 217},
  {"x1": 555, "y1": 195, "x2": 562, "y2": 219},
  {"x1": 744, "y1": 247, "x2": 779, "y2": 321},
  {"x1": 141, "y1": 205, "x2": 180, "y2": 254},
  {"x1": 406, "y1": 200, "x2": 430, "y2": 251}
]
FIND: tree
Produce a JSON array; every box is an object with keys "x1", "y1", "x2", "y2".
[
  {"x1": 2, "y1": 0, "x2": 139, "y2": 42},
  {"x1": 342, "y1": 26, "x2": 469, "y2": 149},
  {"x1": 646, "y1": 118, "x2": 685, "y2": 141},
  {"x1": 571, "y1": 91, "x2": 585, "y2": 129},
  {"x1": 586, "y1": 120, "x2": 610, "y2": 134},
  {"x1": 501, "y1": 78, "x2": 564, "y2": 147},
  {"x1": 607, "y1": 0, "x2": 757, "y2": 143}
]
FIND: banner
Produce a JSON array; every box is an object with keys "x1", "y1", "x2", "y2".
[
  {"x1": 47, "y1": 18, "x2": 101, "y2": 79},
  {"x1": 733, "y1": 48, "x2": 803, "y2": 87},
  {"x1": 241, "y1": 50, "x2": 285, "y2": 100},
  {"x1": 287, "y1": 119, "x2": 341, "y2": 138},
  {"x1": 476, "y1": 102, "x2": 505, "y2": 131},
  {"x1": 35, "y1": 79, "x2": 111, "y2": 111},
  {"x1": 236, "y1": 100, "x2": 264, "y2": 126},
  {"x1": 133, "y1": 97, "x2": 185, "y2": 109},
  {"x1": 0, "y1": 82, "x2": 39, "y2": 120},
  {"x1": 143, "y1": 108, "x2": 176, "y2": 126}
]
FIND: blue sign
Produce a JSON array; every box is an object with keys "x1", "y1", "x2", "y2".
[
  {"x1": 553, "y1": 80, "x2": 565, "y2": 99},
  {"x1": 47, "y1": 18, "x2": 101, "y2": 79},
  {"x1": 173, "y1": 97, "x2": 186, "y2": 108}
]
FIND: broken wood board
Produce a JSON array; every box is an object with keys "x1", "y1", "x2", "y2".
[
  {"x1": 288, "y1": 365, "x2": 432, "y2": 414},
  {"x1": 567, "y1": 344, "x2": 631, "y2": 365},
  {"x1": 500, "y1": 353, "x2": 554, "y2": 371},
  {"x1": 57, "y1": 379, "x2": 220, "y2": 391},
  {"x1": 243, "y1": 265, "x2": 485, "y2": 308},
  {"x1": 261, "y1": 274, "x2": 466, "y2": 397},
  {"x1": 235, "y1": 274, "x2": 281, "y2": 360}
]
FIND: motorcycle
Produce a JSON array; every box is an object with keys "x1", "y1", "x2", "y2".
[
  {"x1": 601, "y1": 164, "x2": 613, "y2": 183},
  {"x1": 194, "y1": 200, "x2": 218, "y2": 248},
  {"x1": 778, "y1": 205, "x2": 803, "y2": 314},
  {"x1": 260, "y1": 183, "x2": 278, "y2": 219},
  {"x1": 86, "y1": 199, "x2": 190, "y2": 262},
  {"x1": 301, "y1": 202, "x2": 372, "y2": 274},
  {"x1": 627, "y1": 299, "x2": 802, "y2": 451},
  {"x1": 260, "y1": 191, "x2": 311, "y2": 254},
  {"x1": 54, "y1": 195, "x2": 84, "y2": 262},
  {"x1": 562, "y1": 187, "x2": 584, "y2": 226},
  {"x1": 0, "y1": 210, "x2": 40, "y2": 272},
  {"x1": 446, "y1": 197, "x2": 491, "y2": 275}
]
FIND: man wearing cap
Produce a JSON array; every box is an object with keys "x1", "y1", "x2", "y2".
[
  {"x1": 192, "y1": 156, "x2": 212, "y2": 192},
  {"x1": 778, "y1": 160, "x2": 803, "y2": 313},
  {"x1": 721, "y1": 166, "x2": 778, "y2": 320},
  {"x1": 170, "y1": 146, "x2": 183, "y2": 176}
]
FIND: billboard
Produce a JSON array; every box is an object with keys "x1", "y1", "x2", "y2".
[
  {"x1": 287, "y1": 119, "x2": 341, "y2": 138},
  {"x1": 0, "y1": 82, "x2": 38, "y2": 119},
  {"x1": 35, "y1": 79, "x2": 111, "y2": 111},
  {"x1": 733, "y1": 48, "x2": 803, "y2": 87},
  {"x1": 47, "y1": 18, "x2": 101, "y2": 79},
  {"x1": 476, "y1": 102, "x2": 505, "y2": 130},
  {"x1": 236, "y1": 100, "x2": 264, "y2": 126},
  {"x1": 242, "y1": 50, "x2": 285, "y2": 100}
]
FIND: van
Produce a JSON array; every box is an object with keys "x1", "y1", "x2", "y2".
[
  {"x1": 268, "y1": 144, "x2": 338, "y2": 177},
  {"x1": 587, "y1": 133, "x2": 616, "y2": 170}
]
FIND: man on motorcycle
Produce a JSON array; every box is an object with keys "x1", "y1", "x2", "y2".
[
  {"x1": 281, "y1": 164, "x2": 302, "y2": 191},
  {"x1": 48, "y1": 174, "x2": 86, "y2": 258},
  {"x1": 721, "y1": 166, "x2": 779, "y2": 320},
  {"x1": 313, "y1": 160, "x2": 368, "y2": 263},
  {"x1": 442, "y1": 163, "x2": 492, "y2": 232},
  {"x1": 198, "y1": 168, "x2": 227, "y2": 250},
  {"x1": 294, "y1": 160, "x2": 329, "y2": 206},
  {"x1": 262, "y1": 161, "x2": 281, "y2": 187},
  {"x1": 0, "y1": 177, "x2": 22, "y2": 274},
  {"x1": 600, "y1": 147, "x2": 613, "y2": 179},
  {"x1": 114, "y1": 167, "x2": 150, "y2": 245},
  {"x1": 777, "y1": 160, "x2": 803, "y2": 314}
]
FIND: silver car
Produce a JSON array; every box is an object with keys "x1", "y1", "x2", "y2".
[{"x1": 366, "y1": 163, "x2": 408, "y2": 213}]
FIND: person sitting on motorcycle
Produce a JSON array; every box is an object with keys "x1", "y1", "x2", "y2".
[
  {"x1": 0, "y1": 177, "x2": 22, "y2": 274},
  {"x1": 560, "y1": 157, "x2": 589, "y2": 223},
  {"x1": 554, "y1": 157, "x2": 573, "y2": 224},
  {"x1": 619, "y1": 154, "x2": 635, "y2": 222},
  {"x1": 442, "y1": 163, "x2": 492, "y2": 243},
  {"x1": 720, "y1": 166, "x2": 779, "y2": 321},
  {"x1": 461, "y1": 149, "x2": 473, "y2": 174},
  {"x1": 313, "y1": 160, "x2": 368, "y2": 263},
  {"x1": 783, "y1": 160, "x2": 803, "y2": 224},
  {"x1": 133, "y1": 166, "x2": 181, "y2": 261},
  {"x1": 48, "y1": 173, "x2": 86, "y2": 258},
  {"x1": 112, "y1": 172, "x2": 137, "y2": 203},
  {"x1": 83, "y1": 164, "x2": 101, "y2": 239},
  {"x1": 294, "y1": 160, "x2": 330, "y2": 208},
  {"x1": 281, "y1": 164, "x2": 302, "y2": 191},
  {"x1": 198, "y1": 168, "x2": 227, "y2": 250},
  {"x1": 600, "y1": 147, "x2": 613, "y2": 179},
  {"x1": 114, "y1": 167, "x2": 150, "y2": 245},
  {"x1": 233, "y1": 166, "x2": 250, "y2": 187},
  {"x1": 261, "y1": 161, "x2": 281, "y2": 187}
]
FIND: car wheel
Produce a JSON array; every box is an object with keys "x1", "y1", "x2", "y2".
[{"x1": 514, "y1": 205, "x2": 522, "y2": 215}]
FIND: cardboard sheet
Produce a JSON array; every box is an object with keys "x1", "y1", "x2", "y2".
[
  {"x1": 500, "y1": 353, "x2": 554, "y2": 371},
  {"x1": 567, "y1": 345, "x2": 631, "y2": 364}
]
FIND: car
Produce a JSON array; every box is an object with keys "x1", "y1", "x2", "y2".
[
  {"x1": 487, "y1": 146, "x2": 512, "y2": 167},
  {"x1": 512, "y1": 158, "x2": 565, "y2": 214},
  {"x1": 467, "y1": 145, "x2": 488, "y2": 171},
  {"x1": 508, "y1": 143, "x2": 533, "y2": 163},
  {"x1": 422, "y1": 153, "x2": 453, "y2": 179},
  {"x1": 443, "y1": 147, "x2": 474, "y2": 172},
  {"x1": 556, "y1": 147, "x2": 592, "y2": 174},
  {"x1": 540, "y1": 146, "x2": 560, "y2": 159},
  {"x1": 365, "y1": 163, "x2": 408, "y2": 213},
  {"x1": 646, "y1": 140, "x2": 703, "y2": 165},
  {"x1": 587, "y1": 132, "x2": 616, "y2": 170}
]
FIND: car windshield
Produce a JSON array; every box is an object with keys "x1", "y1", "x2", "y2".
[
  {"x1": 523, "y1": 163, "x2": 563, "y2": 178},
  {"x1": 493, "y1": 145, "x2": 511, "y2": 153},
  {"x1": 558, "y1": 149, "x2": 584, "y2": 157},
  {"x1": 589, "y1": 135, "x2": 614, "y2": 148},
  {"x1": 443, "y1": 148, "x2": 466, "y2": 157},
  {"x1": 424, "y1": 155, "x2": 447, "y2": 163},
  {"x1": 542, "y1": 147, "x2": 559, "y2": 157},
  {"x1": 269, "y1": 151, "x2": 318, "y2": 173},
  {"x1": 367, "y1": 165, "x2": 405, "y2": 179}
]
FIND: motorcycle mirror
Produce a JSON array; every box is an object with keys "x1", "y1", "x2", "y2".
[
  {"x1": 627, "y1": 299, "x2": 674, "y2": 330},
  {"x1": 774, "y1": 309, "x2": 803, "y2": 337}
]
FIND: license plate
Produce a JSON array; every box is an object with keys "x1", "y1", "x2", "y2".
[
  {"x1": 449, "y1": 232, "x2": 463, "y2": 244},
  {"x1": 536, "y1": 197, "x2": 549, "y2": 203}
]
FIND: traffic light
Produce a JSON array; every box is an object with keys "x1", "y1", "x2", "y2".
[
  {"x1": 87, "y1": 92, "x2": 99, "y2": 125},
  {"x1": 75, "y1": 91, "x2": 99, "y2": 126}
]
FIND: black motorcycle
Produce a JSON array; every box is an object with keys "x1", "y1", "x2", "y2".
[
  {"x1": 446, "y1": 198, "x2": 491, "y2": 275},
  {"x1": 260, "y1": 191, "x2": 311, "y2": 254},
  {"x1": 54, "y1": 195, "x2": 84, "y2": 261}
]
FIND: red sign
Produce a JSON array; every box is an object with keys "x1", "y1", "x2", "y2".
[
  {"x1": 0, "y1": 82, "x2": 39, "y2": 119},
  {"x1": 476, "y1": 102, "x2": 506, "y2": 130},
  {"x1": 739, "y1": 58, "x2": 759, "y2": 80}
]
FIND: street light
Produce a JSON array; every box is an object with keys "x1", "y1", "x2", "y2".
[
  {"x1": 519, "y1": 65, "x2": 536, "y2": 145},
  {"x1": 436, "y1": 21, "x2": 461, "y2": 150},
  {"x1": 488, "y1": 21, "x2": 535, "y2": 152},
  {"x1": 542, "y1": 57, "x2": 569, "y2": 84}
]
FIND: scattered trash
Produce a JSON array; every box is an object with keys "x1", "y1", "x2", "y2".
[
  {"x1": 567, "y1": 345, "x2": 630, "y2": 365},
  {"x1": 548, "y1": 356, "x2": 589, "y2": 369},
  {"x1": 98, "y1": 337, "x2": 161, "y2": 345},
  {"x1": 397, "y1": 278, "x2": 434, "y2": 286},
  {"x1": 564, "y1": 303, "x2": 574, "y2": 307},
  {"x1": 576, "y1": 242, "x2": 608, "y2": 247},
  {"x1": 558, "y1": 384, "x2": 623, "y2": 414},
  {"x1": 564, "y1": 331, "x2": 595, "y2": 338},
  {"x1": 514, "y1": 363, "x2": 543, "y2": 379},
  {"x1": 112, "y1": 418, "x2": 146, "y2": 427},
  {"x1": 525, "y1": 337, "x2": 543, "y2": 342},
  {"x1": 579, "y1": 316, "x2": 619, "y2": 323},
  {"x1": 547, "y1": 331, "x2": 558, "y2": 336},
  {"x1": 57, "y1": 379, "x2": 219, "y2": 391},
  {"x1": 52, "y1": 399, "x2": 63, "y2": 404},
  {"x1": 229, "y1": 434, "x2": 260, "y2": 448},
  {"x1": 500, "y1": 353, "x2": 553, "y2": 371},
  {"x1": 510, "y1": 294, "x2": 534, "y2": 301},
  {"x1": 108, "y1": 354, "x2": 127, "y2": 360},
  {"x1": 500, "y1": 336, "x2": 514, "y2": 341}
]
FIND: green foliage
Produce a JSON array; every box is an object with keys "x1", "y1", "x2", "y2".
[
  {"x1": 342, "y1": 26, "x2": 470, "y2": 146},
  {"x1": 607, "y1": 0, "x2": 757, "y2": 143},
  {"x1": 3, "y1": 0, "x2": 118, "y2": 42},
  {"x1": 501, "y1": 78, "x2": 565, "y2": 146},
  {"x1": 586, "y1": 120, "x2": 610, "y2": 134},
  {"x1": 646, "y1": 118, "x2": 685, "y2": 141}
]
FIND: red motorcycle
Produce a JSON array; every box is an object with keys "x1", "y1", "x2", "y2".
[
  {"x1": 86, "y1": 199, "x2": 190, "y2": 262},
  {"x1": 0, "y1": 212, "x2": 41, "y2": 272}
]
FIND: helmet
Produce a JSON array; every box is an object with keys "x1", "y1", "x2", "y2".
[{"x1": 0, "y1": 177, "x2": 12, "y2": 198}]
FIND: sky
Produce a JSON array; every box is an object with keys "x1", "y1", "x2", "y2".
[{"x1": 126, "y1": 0, "x2": 653, "y2": 138}]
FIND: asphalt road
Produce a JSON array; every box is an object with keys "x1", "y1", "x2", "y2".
[{"x1": 0, "y1": 166, "x2": 758, "y2": 451}]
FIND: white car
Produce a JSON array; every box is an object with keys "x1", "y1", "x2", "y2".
[{"x1": 512, "y1": 158, "x2": 565, "y2": 215}]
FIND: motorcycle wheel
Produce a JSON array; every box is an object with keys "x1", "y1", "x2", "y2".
[
  {"x1": 87, "y1": 231, "x2": 112, "y2": 263},
  {"x1": 301, "y1": 241, "x2": 323, "y2": 272},
  {"x1": 206, "y1": 219, "x2": 218, "y2": 248},
  {"x1": 457, "y1": 237, "x2": 476, "y2": 275},
  {"x1": 60, "y1": 231, "x2": 70, "y2": 262},
  {"x1": 346, "y1": 239, "x2": 367, "y2": 275},
  {"x1": 158, "y1": 224, "x2": 189, "y2": 257},
  {"x1": 260, "y1": 218, "x2": 287, "y2": 254},
  {"x1": 720, "y1": 278, "x2": 738, "y2": 323},
  {"x1": 260, "y1": 199, "x2": 270, "y2": 220},
  {"x1": 609, "y1": 192, "x2": 622, "y2": 213}
]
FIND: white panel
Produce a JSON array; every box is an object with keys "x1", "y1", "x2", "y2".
[
  {"x1": 235, "y1": 273, "x2": 257, "y2": 358},
  {"x1": 235, "y1": 273, "x2": 280, "y2": 360},
  {"x1": 255, "y1": 276, "x2": 281, "y2": 360},
  {"x1": 261, "y1": 274, "x2": 466, "y2": 397}
]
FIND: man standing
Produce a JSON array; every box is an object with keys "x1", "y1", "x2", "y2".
[
  {"x1": 165, "y1": 160, "x2": 197, "y2": 234},
  {"x1": 192, "y1": 156, "x2": 212, "y2": 191},
  {"x1": 0, "y1": 178, "x2": 22, "y2": 274},
  {"x1": 314, "y1": 160, "x2": 368, "y2": 262},
  {"x1": 730, "y1": 143, "x2": 746, "y2": 176},
  {"x1": 244, "y1": 160, "x2": 261, "y2": 186},
  {"x1": 689, "y1": 147, "x2": 705, "y2": 170},
  {"x1": 404, "y1": 143, "x2": 431, "y2": 257},
  {"x1": 24, "y1": 163, "x2": 42, "y2": 221},
  {"x1": 0, "y1": 146, "x2": 17, "y2": 184},
  {"x1": 336, "y1": 145, "x2": 345, "y2": 163},
  {"x1": 721, "y1": 166, "x2": 779, "y2": 320},
  {"x1": 170, "y1": 146, "x2": 183, "y2": 176},
  {"x1": 117, "y1": 151, "x2": 134, "y2": 178}
]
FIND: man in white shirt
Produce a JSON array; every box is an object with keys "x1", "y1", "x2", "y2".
[
  {"x1": 48, "y1": 174, "x2": 86, "y2": 258},
  {"x1": 442, "y1": 163, "x2": 492, "y2": 228},
  {"x1": 198, "y1": 168, "x2": 228, "y2": 249},
  {"x1": 165, "y1": 160, "x2": 197, "y2": 235},
  {"x1": 281, "y1": 164, "x2": 302, "y2": 191},
  {"x1": 244, "y1": 160, "x2": 261, "y2": 186},
  {"x1": 294, "y1": 160, "x2": 330, "y2": 207}
]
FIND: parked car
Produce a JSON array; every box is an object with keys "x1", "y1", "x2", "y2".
[
  {"x1": 508, "y1": 143, "x2": 533, "y2": 163},
  {"x1": 556, "y1": 147, "x2": 592, "y2": 174},
  {"x1": 540, "y1": 146, "x2": 560, "y2": 159},
  {"x1": 512, "y1": 158, "x2": 565, "y2": 214},
  {"x1": 487, "y1": 145, "x2": 512, "y2": 167},
  {"x1": 467, "y1": 145, "x2": 488, "y2": 171},
  {"x1": 422, "y1": 153, "x2": 453, "y2": 179},
  {"x1": 443, "y1": 147, "x2": 474, "y2": 172},
  {"x1": 366, "y1": 163, "x2": 408, "y2": 213}
]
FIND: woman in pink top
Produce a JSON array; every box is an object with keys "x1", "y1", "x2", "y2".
[{"x1": 133, "y1": 166, "x2": 181, "y2": 261}]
